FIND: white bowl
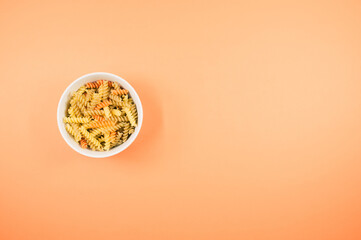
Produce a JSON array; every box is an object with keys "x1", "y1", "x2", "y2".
[{"x1": 57, "y1": 72, "x2": 143, "y2": 158}]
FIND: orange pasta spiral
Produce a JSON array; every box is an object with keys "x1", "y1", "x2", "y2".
[
  {"x1": 86, "y1": 80, "x2": 104, "y2": 88},
  {"x1": 87, "y1": 120, "x2": 115, "y2": 128},
  {"x1": 93, "y1": 115, "x2": 105, "y2": 121},
  {"x1": 94, "y1": 99, "x2": 112, "y2": 110},
  {"x1": 80, "y1": 138, "x2": 88, "y2": 149},
  {"x1": 111, "y1": 89, "x2": 129, "y2": 95}
]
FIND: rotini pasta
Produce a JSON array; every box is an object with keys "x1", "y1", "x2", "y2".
[
  {"x1": 108, "y1": 115, "x2": 128, "y2": 122},
  {"x1": 104, "y1": 132, "x2": 111, "y2": 151},
  {"x1": 65, "y1": 123, "x2": 82, "y2": 142},
  {"x1": 89, "y1": 93, "x2": 101, "y2": 109},
  {"x1": 71, "y1": 123, "x2": 82, "y2": 142},
  {"x1": 92, "y1": 115, "x2": 105, "y2": 121},
  {"x1": 109, "y1": 94, "x2": 122, "y2": 105},
  {"x1": 64, "y1": 80, "x2": 138, "y2": 151},
  {"x1": 86, "y1": 80, "x2": 103, "y2": 88},
  {"x1": 122, "y1": 122, "x2": 130, "y2": 143},
  {"x1": 104, "y1": 106, "x2": 111, "y2": 118},
  {"x1": 90, "y1": 128, "x2": 103, "y2": 137},
  {"x1": 111, "y1": 89, "x2": 129, "y2": 95},
  {"x1": 98, "y1": 80, "x2": 110, "y2": 101},
  {"x1": 94, "y1": 99, "x2": 112, "y2": 110},
  {"x1": 86, "y1": 120, "x2": 115, "y2": 129},
  {"x1": 111, "y1": 109, "x2": 122, "y2": 116},
  {"x1": 63, "y1": 117, "x2": 91, "y2": 123},
  {"x1": 80, "y1": 138, "x2": 88, "y2": 149},
  {"x1": 123, "y1": 105, "x2": 137, "y2": 127},
  {"x1": 98, "y1": 123, "x2": 124, "y2": 133},
  {"x1": 77, "y1": 94, "x2": 87, "y2": 114},
  {"x1": 79, "y1": 126, "x2": 102, "y2": 150},
  {"x1": 84, "y1": 109, "x2": 104, "y2": 116},
  {"x1": 110, "y1": 131, "x2": 121, "y2": 148}
]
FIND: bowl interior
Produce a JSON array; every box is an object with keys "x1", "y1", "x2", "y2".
[{"x1": 57, "y1": 72, "x2": 143, "y2": 158}]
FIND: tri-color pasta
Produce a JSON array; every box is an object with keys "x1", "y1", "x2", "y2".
[{"x1": 64, "y1": 80, "x2": 138, "y2": 151}]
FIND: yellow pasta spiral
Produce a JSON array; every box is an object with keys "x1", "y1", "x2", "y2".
[
  {"x1": 104, "y1": 132, "x2": 111, "y2": 150},
  {"x1": 123, "y1": 106, "x2": 137, "y2": 127},
  {"x1": 109, "y1": 94, "x2": 122, "y2": 105},
  {"x1": 90, "y1": 128, "x2": 103, "y2": 137},
  {"x1": 98, "y1": 80, "x2": 110, "y2": 101},
  {"x1": 65, "y1": 124, "x2": 82, "y2": 142},
  {"x1": 77, "y1": 95, "x2": 87, "y2": 114},
  {"x1": 63, "y1": 117, "x2": 91, "y2": 123},
  {"x1": 84, "y1": 109, "x2": 104, "y2": 116},
  {"x1": 110, "y1": 132, "x2": 122, "y2": 148},
  {"x1": 79, "y1": 126, "x2": 102, "y2": 150},
  {"x1": 99, "y1": 123, "x2": 124, "y2": 133},
  {"x1": 68, "y1": 105, "x2": 82, "y2": 118},
  {"x1": 122, "y1": 122, "x2": 130, "y2": 143},
  {"x1": 108, "y1": 115, "x2": 128, "y2": 122},
  {"x1": 89, "y1": 93, "x2": 101, "y2": 109}
]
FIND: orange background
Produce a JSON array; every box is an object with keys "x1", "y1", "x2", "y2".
[{"x1": 1, "y1": 0, "x2": 361, "y2": 239}]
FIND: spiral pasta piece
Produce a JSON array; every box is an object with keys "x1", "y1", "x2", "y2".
[
  {"x1": 64, "y1": 117, "x2": 91, "y2": 124},
  {"x1": 68, "y1": 105, "x2": 82, "y2": 118},
  {"x1": 112, "y1": 132, "x2": 123, "y2": 147},
  {"x1": 129, "y1": 104, "x2": 138, "y2": 119},
  {"x1": 104, "y1": 106, "x2": 111, "y2": 118},
  {"x1": 70, "y1": 123, "x2": 82, "y2": 142},
  {"x1": 92, "y1": 115, "x2": 105, "y2": 121},
  {"x1": 86, "y1": 80, "x2": 103, "y2": 88},
  {"x1": 77, "y1": 95, "x2": 87, "y2": 114},
  {"x1": 90, "y1": 128, "x2": 103, "y2": 137},
  {"x1": 80, "y1": 138, "x2": 88, "y2": 149},
  {"x1": 86, "y1": 120, "x2": 115, "y2": 128},
  {"x1": 104, "y1": 132, "x2": 111, "y2": 150},
  {"x1": 79, "y1": 126, "x2": 102, "y2": 150},
  {"x1": 112, "y1": 82, "x2": 121, "y2": 90},
  {"x1": 99, "y1": 123, "x2": 124, "y2": 133},
  {"x1": 108, "y1": 116, "x2": 128, "y2": 122},
  {"x1": 85, "y1": 89, "x2": 95, "y2": 108},
  {"x1": 98, "y1": 80, "x2": 110, "y2": 101},
  {"x1": 111, "y1": 89, "x2": 129, "y2": 95},
  {"x1": 94, "y1": 99, "x2": 112, "y2": 110},
  {"x1": 86, "y1": 82, "x2": 99, "y2": 88},
  {"x1": 129, "y1": 127, "x2": 135, "y2": 134},
  {"x1": 123, "y1": 106, "x2": 137, "y2": 127},
  {"x1": 88, "y1": 139, "x2": 99, "y2": 151},
  {"x1": 84, "y1": 109, "x2": 104, "y2": 116},
  {"x1": 109, "y1": 94, "x2": 122, "y2": 104},
  {"x1": 110, "y1": 131, "x2": 116, "y2": 141},
  {"x1": 122, "y1": 122, "x2": 130, "y2": 143},
  {"x1": 111, "y1": 109, "x2": 122, "y2": 116},
  {"x1": 65, "y1": 124, "x2": 82, "y2": 142},
  {"x1": 89, "y1": 93, "x2": 101, "y2": 109},
  {"x1": 72, "y1": 86, "x2": 86, "y2": 101}
]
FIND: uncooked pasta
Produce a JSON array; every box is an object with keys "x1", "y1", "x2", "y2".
[{"x1": 64, "y1": 80, "x2": 138, "y2": 151}]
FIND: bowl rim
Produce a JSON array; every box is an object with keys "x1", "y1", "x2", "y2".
[{"x1": 57, "y1": 72, "x2": 143, "y2": 158}]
